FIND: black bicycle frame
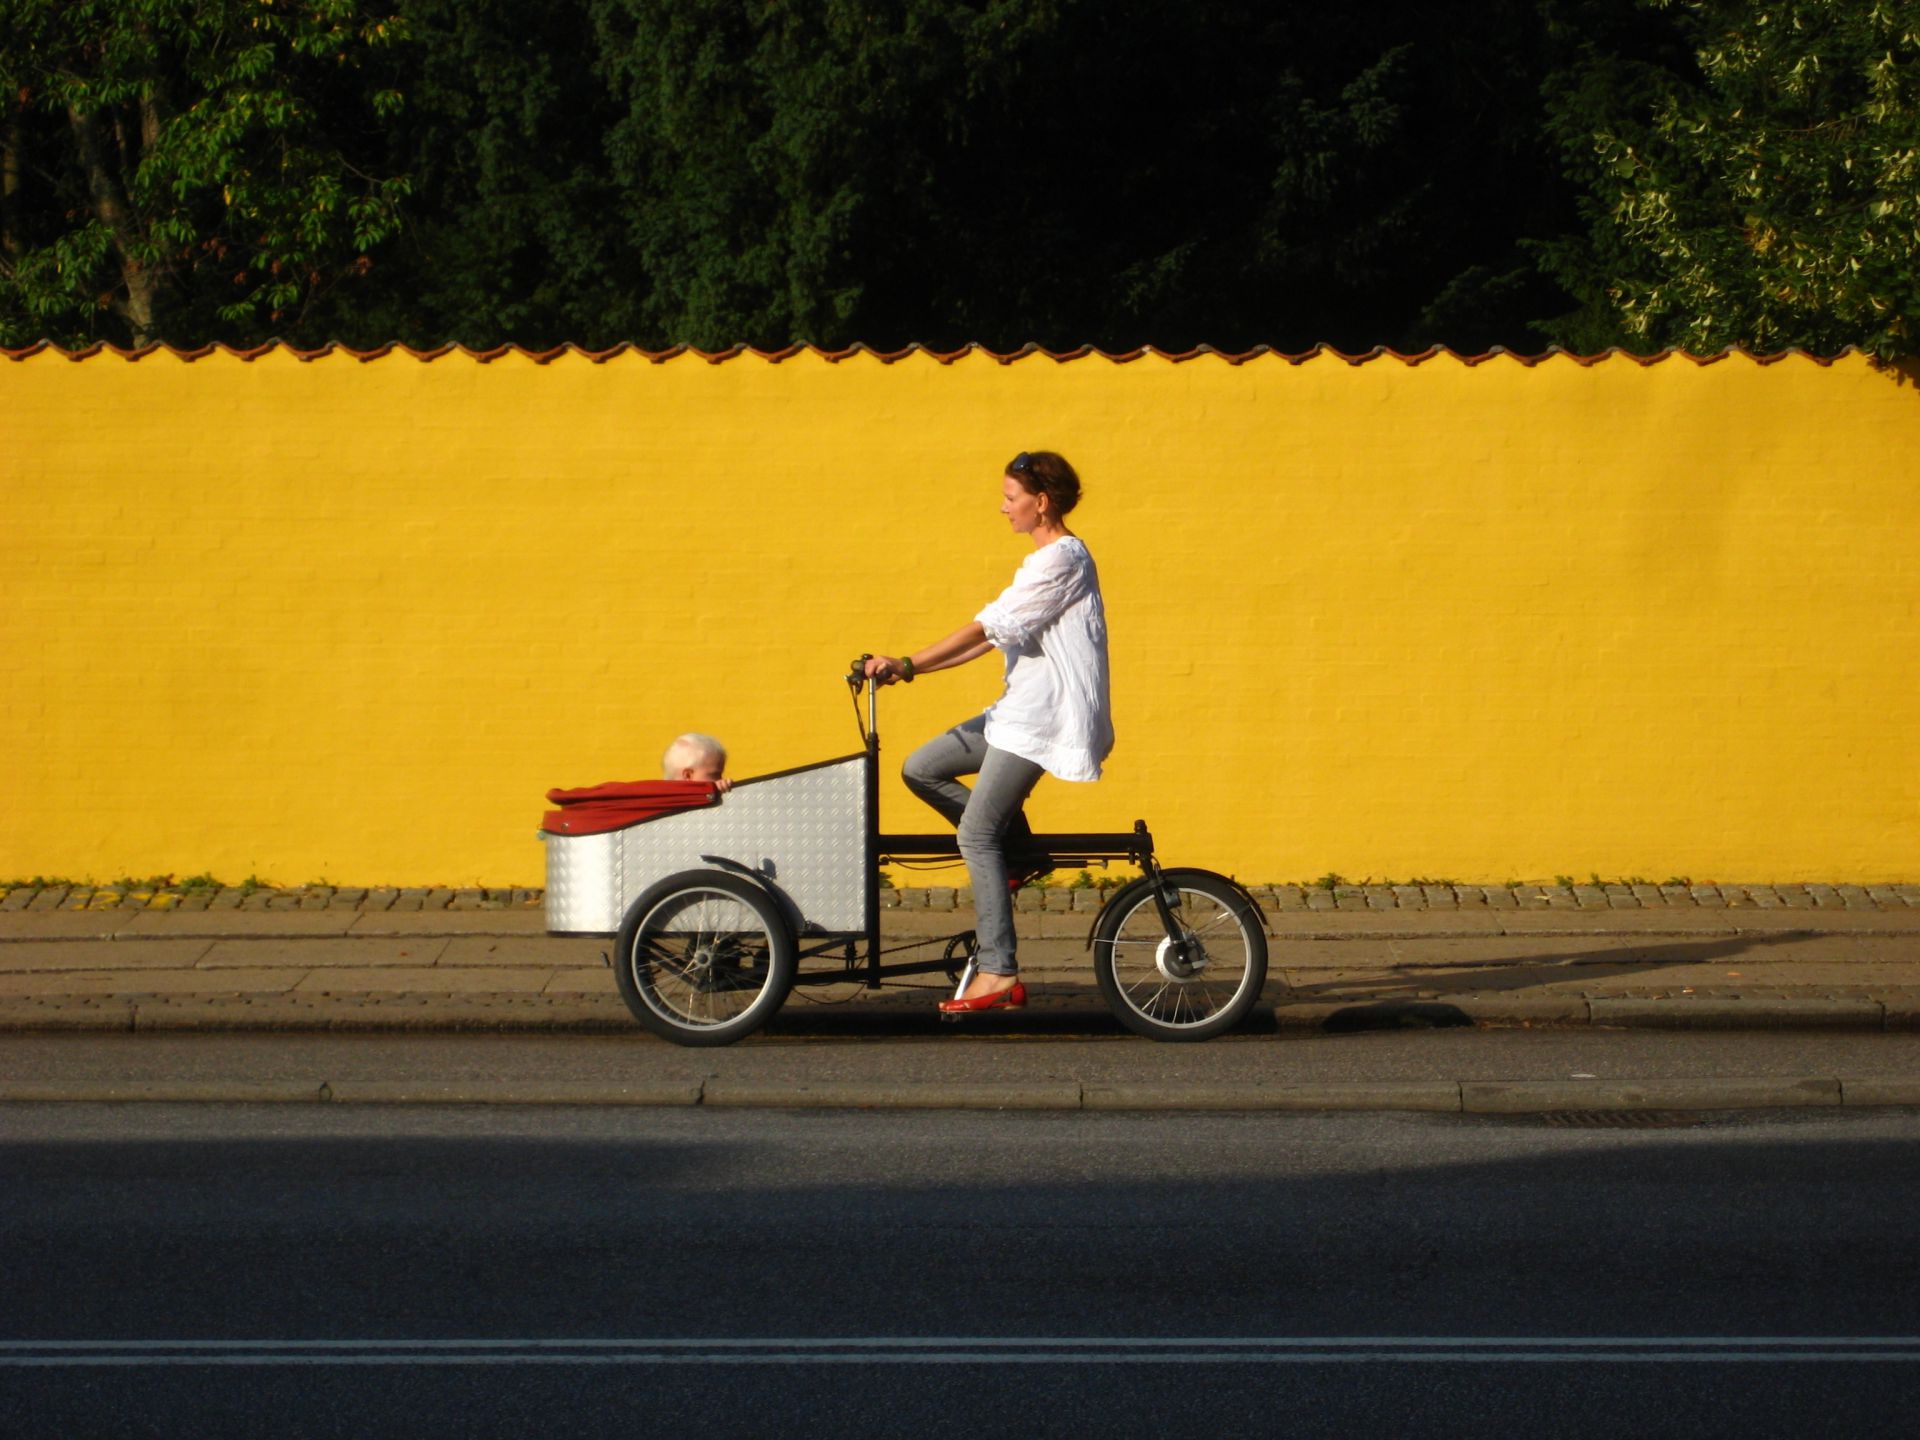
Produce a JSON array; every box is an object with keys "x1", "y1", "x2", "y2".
[{"x1": 845, "y1": 665, "x2": 1159, "y2": 989}]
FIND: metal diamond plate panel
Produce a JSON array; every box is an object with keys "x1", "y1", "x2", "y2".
[
  {"x1": 543, "y1": 757, "x2": 869, "y2": 935},
  {"x1": 543, "y1": 831, "x2": 620, "y2": 933}
]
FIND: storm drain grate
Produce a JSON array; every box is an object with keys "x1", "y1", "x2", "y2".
[{"x1": 1539, "y1": 1109, "x2": 1707, "y2": 1129}]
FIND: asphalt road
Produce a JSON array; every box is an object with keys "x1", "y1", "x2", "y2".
[
  {"x1": 4, "y1": 1101, "x2": 1920, "y2": 1438},
  {"x1": 9, "y1": 1027, "x2": 1920, "y2": 1090}
]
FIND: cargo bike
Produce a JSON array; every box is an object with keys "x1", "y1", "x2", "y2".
[{"x1": 540, "y1": 662, "x2": 1270, "y2": 1047}]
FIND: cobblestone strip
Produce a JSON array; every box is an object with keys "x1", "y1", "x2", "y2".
[{"x1": 3, "y1": 881, "x2": 1918, "y2": 914}]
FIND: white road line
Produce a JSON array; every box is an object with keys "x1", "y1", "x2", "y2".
[
  {"x1": 3, "y1": 1337, "x2": 1919, "y2": 1366},
  {"x1": 8, "y1": 1336, "x2": 1920, "y2": 1349}
]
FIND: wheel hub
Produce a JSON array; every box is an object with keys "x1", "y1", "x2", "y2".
[
  {"x1": 684, "y1": 940, "x2": 761, "y2": 992},
  {"x1": 1154, "y1": 934, "x2": 1207, "y2": 982},
  {"x1": 684, "y1": 944, "x2": 721, "y2": 989}
]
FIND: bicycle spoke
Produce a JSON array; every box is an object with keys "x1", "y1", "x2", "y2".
[
  {"x1": 1098, "y1": 882, "x2": 1261, "y2": 1031},
  {"x1": 631, "y1": 890, "x2": 776, "y2": 1027}
]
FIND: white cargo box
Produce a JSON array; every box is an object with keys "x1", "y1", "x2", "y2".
[{"x1": 541, "y1": 755, "x2": 870, "y2": 935}]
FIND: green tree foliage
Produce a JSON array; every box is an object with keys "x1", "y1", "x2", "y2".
[
  {"x1": 0, "y1": 0, "x2": 1584, "y2": 352},
  {"x1": 1542, "y1": 0, "x2": 1920, "y2": 357},
  {"x1": 19, "y1": 1, "x2": 1909, "y2": 357},
  {"x1": 309, "y1": 0, "x2": 635, "y2": 348},
  {"x1": 0, "y1": 0, "x2": 411, "y2": 347},
  {"x1": 587, "y1": 0, "x2": 1061, "y2": 350},
  {"x1": 581, "y1": 0, "x2": 1571, "y2": 353},
  {"x1": 294, "y1": 0, "x2": 1583, "y2": 353}
]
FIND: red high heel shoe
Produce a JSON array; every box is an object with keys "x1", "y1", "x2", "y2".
[{"x1": 938, "y1": 980, "x2": 1028, "y2": 1016}]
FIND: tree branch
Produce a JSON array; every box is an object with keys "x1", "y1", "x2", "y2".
[
  {"x1": 1, "y1": 113, "x2": 20, "y2": 261},
  {"x1": 66, "y1": 102, "x2": 159, "y2": 343}
]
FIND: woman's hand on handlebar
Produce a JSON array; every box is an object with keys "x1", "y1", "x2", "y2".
[{"x1": 863, "y1": 654, "x2": 907, "y2": 686}]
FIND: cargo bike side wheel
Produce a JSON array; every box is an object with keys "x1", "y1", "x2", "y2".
[
  {"x1": 614, "y1": 870, "x2": 796, "y2": 1046},
  {"x1": 1092, "y1": 868, "x2": 1268, "y2": 1041}
]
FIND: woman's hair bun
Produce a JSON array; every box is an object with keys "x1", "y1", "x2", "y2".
[{"x1": 1008, "y1": 450, "x2": 1081, "y2": 516}]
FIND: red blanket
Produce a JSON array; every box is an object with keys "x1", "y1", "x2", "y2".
[{"x1": 541, "y1": 779, "x2": 718, "y2": 836}]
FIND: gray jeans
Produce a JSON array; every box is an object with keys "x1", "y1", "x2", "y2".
[{"x1": 901, "y1": 715, "x2": 1044, "y2": 976}]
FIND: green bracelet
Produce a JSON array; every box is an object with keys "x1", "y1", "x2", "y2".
[{"x1": 899, "y1": 655, "x2": 915, "y2": 682}]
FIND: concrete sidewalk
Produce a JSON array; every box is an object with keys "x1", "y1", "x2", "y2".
[{"x1": 2, "y1": 890, "x2": 1917, "y2": 1035}]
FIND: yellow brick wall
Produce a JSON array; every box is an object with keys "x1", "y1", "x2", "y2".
[{"x1": 3, "y1": 346, "x2": 1916, "y2": 885}]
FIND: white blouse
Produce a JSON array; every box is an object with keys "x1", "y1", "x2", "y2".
[{"x1": 974, "y1": 535, "x2": 1113, "y2": 782}]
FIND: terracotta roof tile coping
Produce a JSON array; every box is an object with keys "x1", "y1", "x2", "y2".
[{"x1": 0, "y1": 340, "x2": 1875, "y2": 367}]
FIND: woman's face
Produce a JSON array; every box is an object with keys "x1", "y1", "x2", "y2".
[{"x1": 1001, "y1": 473, "x2": 1045, "y2": 534}]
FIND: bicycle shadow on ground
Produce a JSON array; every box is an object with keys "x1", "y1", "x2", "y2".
[
  {"x1": 761, "y1": 985, "x2": 1139, "y2": 1039},
  {"x1": 753, "y1": 930, "x2": 1830, "y2": 1039},
  {"x1": 1284, "y1": 929, "x2": 1823, "y2": 1033},
  {"x1": 748, "y1": 929, "x2": 1827, "y2": 1044}
]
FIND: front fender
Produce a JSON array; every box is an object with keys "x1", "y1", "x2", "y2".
[
  {"x1": 1085, "y1": 867, "x2": 1270, "y2": 947},
  {"x1": 696, "y1": 853, "x2": 807, "y2": 939}
]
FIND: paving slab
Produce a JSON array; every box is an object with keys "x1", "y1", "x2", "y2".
[
  {"x1": 701, "y1": 1078, "x2": 1083, "y2": 1109},
  {"x1": 1841, "y1": 1077, "x2": 1920, "y2": 1106},
  {"x1": 197, "y1": 937, "x2": 451, "y2": 968},
  {"x1": 1883, "y1": 1000, "x2": 1920, "y2": 1030},
  {"x1": 1588, "y1": 997, "x2": 1885, "y2": 1029},
  {"x1": 131, "y1": 999, "x2": 358, "y2": 1032},
  {"x1": 1374, "y1": 931, "x2": 1920, "y2": 965},
  {"x1": 1280, "y1": 910, "x2": 1920, "y2": 938},
  {"x1": 1461, "y1": 1076, "x2": 1841, "y2": 1112},
  {"x1": 290, "y1": 966, "x2": 555, "y2": 995},
  {"x1": 544, "y1": 968, "x2": 618, "y2": 995},
  {"x1": 1287, "y1": 962, "x2": 1918, "y2": 1002},
  {"x1": 1082, "y1": 1081, "x2": 1460, "y2": 1111},
  {"x1": 0, "y1": 1001, "x2": 136, "y2": 1031},
  {"x1": 0, "y1": 911, "x2": 145, "y2": 939},
  {"x1": 0, "y1": 940, "x2": 215, "y2": 971},
  {"x1": 0, "y1": 1078, "x2": 326, "y2": 1103},
  {"x1": 302, "y1": 997, "x2": 636, "y2": 1030},
  {"x1": 1466, "y1": 1082, "x2": 1843, "y2": 1113},
  {"x1": 1440, "y1": 996, "x2": 1595, "y2": 1026},
  {"x1": 1274, "y1": 910, "x2": 1712, "y2": 938},
  {"x1": 117, "y1": 909, "x2": 361, "y2": 938},
  {"x1": 323, "y1": 1078, "x2": 702, "y2": 1105},
  {"x1": 1272, "y1": 1001, "x2": 1396, "y2": 1031},
  {"x1": 0, "y1": 968, "x2": 297, "y2": 997},
  {"x1": 121, "y1": 996, "x2": 637, "y2": 1032},
  {"x1": 439, "y1": 935, "x2": 611, "y2": 967},
  {"x1": 347, "y1": 910, "x2": 551, "y2": 937}
]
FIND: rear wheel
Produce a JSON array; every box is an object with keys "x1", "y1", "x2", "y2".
[
  {"x1": 614, "y1": 870, "x2": 796, "y2": 1046},
  {"x1": 1092, "y1": 870, "x2": 1268, "y2": 1041}
]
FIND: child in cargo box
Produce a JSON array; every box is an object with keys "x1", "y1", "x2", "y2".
[{"x1": 661, "y1": 733, "x2": 733, "y2": 793}]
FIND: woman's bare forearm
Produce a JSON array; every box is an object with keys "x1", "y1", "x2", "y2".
[
  {"x1": 914, "y1": 626, "x2": 992, "y2": 675},
  {"x1": 864, "y1": 622, "x2": 990, "y2": 684}
]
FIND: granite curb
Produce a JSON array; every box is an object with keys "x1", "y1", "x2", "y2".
[
  {"x1": 1, "y1": 990, "x2": 1916, "y2": 1035},
  {"x1": 1, "y1": 1074, "x2": 1916, "y2": 1113}
]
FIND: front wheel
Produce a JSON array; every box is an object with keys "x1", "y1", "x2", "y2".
[
  {"x1": 1092, "y1": 870, "x2": 1268, "y2": 1041},
  {"x1": 614, "y1": 870, "x2": 796, "y2": 1046}
]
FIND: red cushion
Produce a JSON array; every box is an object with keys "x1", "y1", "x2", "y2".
[
  {"x1": 541, "y1": 779, "x2": 718, "y2": 836},
  {"x1": 546, "y1": 779, "x2": 714, "y2": 806}
]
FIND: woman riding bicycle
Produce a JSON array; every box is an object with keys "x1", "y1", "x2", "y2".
[{"x1": 863, "y1": 450, "x2": 1113, "y2": 1014}]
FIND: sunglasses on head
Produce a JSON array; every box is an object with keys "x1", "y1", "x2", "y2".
[{"x1": 1007, "y1": 452, "x2": 1033, "y2": 475}]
